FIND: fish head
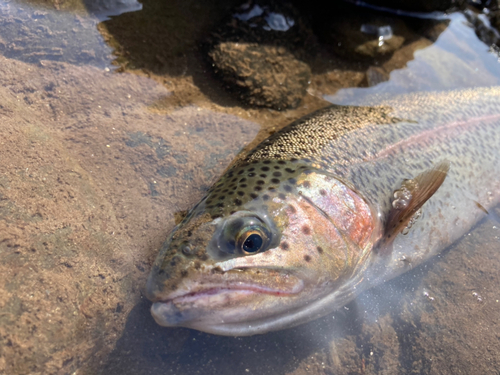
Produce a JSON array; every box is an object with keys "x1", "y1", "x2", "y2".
[{"x1": 146, "y1": 160, "x2": 379, "y2": 335}]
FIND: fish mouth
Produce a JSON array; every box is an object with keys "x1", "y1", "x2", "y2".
[
  {"x1": 162, "y1": 283, "x2": 301, "y2": 304},
  {"x1": 150, "y1": 274, "x2": 305, "y2": 330}
]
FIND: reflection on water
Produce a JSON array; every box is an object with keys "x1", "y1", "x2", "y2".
[
  {"x1": 327, "y1": 12, "x2": 500, "y2": 104},
  {"x1": 0, "y1": 0, "x2": 499, "y2": 374}
]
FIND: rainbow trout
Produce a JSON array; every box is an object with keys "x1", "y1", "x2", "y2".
[{"x1": 146, "y1": 87, "x2": 500, "y2": 336}]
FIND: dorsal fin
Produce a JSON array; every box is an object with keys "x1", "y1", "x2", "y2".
[{"x1": 378, "y1": 160, "x2": 450, "y2": 254}]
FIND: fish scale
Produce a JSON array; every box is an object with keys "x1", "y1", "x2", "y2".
[{"x1": 147, "y1": 86, "x2": 500, "y2": 336}]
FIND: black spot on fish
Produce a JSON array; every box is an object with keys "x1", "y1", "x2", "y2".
[
  {"x1": 271, "y1": 178, "x2": 280, "y2": 184},
  {"x1": 217, "y1": 203, "x2": 224, "y2": 208},
  {"x1": 263, "y1": 160, "x2": 271, "y2": 164},
  {"x1": 250, "y1": 193, "x2": 258, "y2": 199},
  {"x1": 249, "y1": 167, "x2": 255, "y2": 172},
  {"x1": 170, "y1": 256, "x2": 181, "y2": 267},
  {"x1": 274, "y1": 165, "x2": 280, "y2": 170},
  {"x1": 235, "y1": 199, "x2": 242, "y2": 206},
  {"x1": 288, "y1": 205, "x2": 296, "y2": 214},
  {"x1": 237, "y1": 191, "x2": 244, "y2": 196},
  {"x1": 280, "y1": 242, "x2": 289, "y2": 250},
  {"x1": 278, "y1": 193, "x2": 286, "y2": 200},
  {"x1": 302, "y1": 181, "x2": 311, "y2": 188},
  {"x1": 200, "y1": 254, "x2": 208, "y2": 261},
  {"x1": 320, "y1": 189, "x2": 327, "y2": 196},
  {"x1": 219, "y1": 196, "x2": 225, "y2": 200},
  {"x1": 228, "y1": 191, "x2": 234, "y2": 195},
  {"x1": 261, "y1": 166, "x2": 270, "y2": 171},
  {"x1": 248, "y1": 173, "x2": 256, "y2": 177},
  {"x1": 284, "y1": 185, "x2": 292, "y2": 192},
  {"x1": 240, "y1": 178, "x2": 247, "y2": 183},
  {"x1": 181, "y1": 270, "x2": 188, "y2": 277},
  {"x1": 240, "y1": 184, "x2": 247, "y2": 188},
  {"x1": 317, "y1": 246, "x2": 324, "y2": 254},
  {"x1": 255, "y1": 186, "x2": 263, "y2": 191},
  {"x1": 260, "y1": 174, "x2": 267, "y2": 178},
  {"x1": 238, "y1": 170, "x2": 244, "y2": 175},
  {"x1": 285, "y1": 168, "x2": 295, "y2": 173},
  {"x1": 273, "y1": 171, "x2": 282, "y2": 177},
  {"x1": 257, "y1": 180, "x2": 265, "y2": 185},
  {"x1": 211, "y1": 266, "x2": 224, "y2": 274},
  {"x1": 302, "y1": 225, "x2": 311, "y2": 235},
  {"x1": 304, "y1": 255, "x2": 311, "y2": 262},
  {"x1": 278, "y1": 160, "x2": 286, "y2": 165},
  {"x1": 262, "y1": 194, "x2": 270, "y2": 201}
]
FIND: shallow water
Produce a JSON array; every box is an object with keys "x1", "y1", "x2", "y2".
[{"x1": 0, "y1": 0, "x2": 499, "y2": 374}]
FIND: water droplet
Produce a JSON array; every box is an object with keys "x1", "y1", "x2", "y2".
[
  {"x1": 423, "y1": 288, "x2": 435, "y2": 301},
  {"x1": 392, "y1": 183, "x2": 413, "y2": 210},
  {"x1": 472, "y1": 291, "x2": 483, "y2": 302},
  {"x1": 392, "y1": 198, "x2": 409, "y2": 209}
]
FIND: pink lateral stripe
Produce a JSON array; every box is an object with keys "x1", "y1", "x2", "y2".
[{"x1": 375, "y1": 113, "x2": 500, "y2": 160}]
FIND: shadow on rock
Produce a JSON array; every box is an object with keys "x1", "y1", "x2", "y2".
[{"x1": 98, "y1": 295, "x2": 365, "y2": 375}]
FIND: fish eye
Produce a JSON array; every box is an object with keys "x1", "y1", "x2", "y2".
[
  {"x1": 214, "y1": 214, "x2": 275, "y2": 256},
  {"x1": 237, "y1": 228, "x2": 267, "y2": 254}
]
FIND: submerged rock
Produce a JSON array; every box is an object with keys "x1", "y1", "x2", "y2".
[
  {"x1": 205, "y1": 0, "x2": 315, "y2": 110},
  {"x1": 318, "y1": 13, "x2": 410, "y2": 61},
  {"x1": 208, "y1": 43, "x2": 311, "y2": 110}
]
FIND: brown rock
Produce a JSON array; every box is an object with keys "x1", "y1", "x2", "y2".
[{"x1": 209, "y1": 42, "x2": 311, "y2": 110}]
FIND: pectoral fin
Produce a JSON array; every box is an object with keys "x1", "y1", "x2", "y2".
[{"x1": 379, "y1": 160, "x2": 450, "y2": 253}]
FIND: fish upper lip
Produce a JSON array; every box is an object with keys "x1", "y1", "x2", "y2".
[{"x1": 156, "y1": 279, "x2": 305, "y2": 304}]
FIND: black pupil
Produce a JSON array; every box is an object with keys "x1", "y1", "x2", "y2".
[{"x1": 243, "y1": 233, "x2": 263, "y2": 253}]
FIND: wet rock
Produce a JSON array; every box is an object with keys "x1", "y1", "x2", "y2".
[
  {"x1": 464, "y1": 9, "x2": 500, "y2": 46},
  {"x1": 415, "y1": 18, "x2": 451, "y2": 42},
  {"x1": 365, "y1": 65, "x2": 390, "y2": 86},
  {"x1": 467, "y1": 0, "x2": 493, "y2": 10},
  {"x1": 320, "y1": 14, "x2": 409, "y2": 61},
  {"x1": 205, "y1": 0, "x2": 315, "y2": 110},
  {"x1": 361, "y1": 0, "x2": 465, "y2": 12},
  {"x1": 0, "y1": 55, "x2": 260, "y2": 374},
  {"x1": 208, "y1": 43, "x2": 311, "y2": 109}
]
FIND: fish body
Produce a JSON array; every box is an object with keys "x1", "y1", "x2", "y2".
[{"x1": 146, "y1": 87, "x2": 500, "y2": 336}]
